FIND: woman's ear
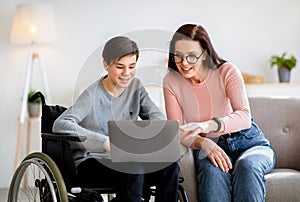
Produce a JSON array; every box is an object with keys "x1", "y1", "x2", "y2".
[{"x1": 103, "y1": 60, "x2": 109, "y2": 71}]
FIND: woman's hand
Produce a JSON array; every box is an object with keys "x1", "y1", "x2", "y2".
[
  {"x1": 180, "y1": 122, "x2": 210, "y2": 134},
  {"x1": 180, "y1": 121, "x2": 211, "y2": 148},
  {"x1": 180, "y1": 121, "x2": 232, "y2": 172},
  {"x1": 180, "y1": 119, "x2": 221, "y2": 134},
  {"x1": 195, "y1": 137, "x2": 232, "y2": 172}
]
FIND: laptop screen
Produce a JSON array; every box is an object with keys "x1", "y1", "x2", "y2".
[{"x1": 108, "y1": 120, "x2": 180, "y2": 163}]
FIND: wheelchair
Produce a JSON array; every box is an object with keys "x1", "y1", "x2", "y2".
[{"x1": 8, "y1": 92, "x2": 189, "y2": 202}]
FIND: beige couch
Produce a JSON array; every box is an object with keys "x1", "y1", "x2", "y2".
[{"x1": 179, "y1": 97, "x2": 300, "y2": 202}]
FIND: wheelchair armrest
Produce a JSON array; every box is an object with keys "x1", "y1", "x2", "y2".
[{"x1": 41, "y1": 133, "x2": 87, "y2": 142}]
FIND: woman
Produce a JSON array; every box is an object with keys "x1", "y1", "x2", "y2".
[
  {"x1": 163, "y1": 24, "x2": 275, "y2": 201},
  {"x1": 53, "y1": 36, "x2": 179, "y2": 202}
]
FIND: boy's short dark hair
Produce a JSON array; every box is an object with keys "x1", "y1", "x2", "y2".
[{"x1": 102, "y1": 36, "x2": 139, "y2": 65}]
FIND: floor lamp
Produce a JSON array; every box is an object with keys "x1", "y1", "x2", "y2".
[{"x1": 11, "y1": 3, "x2": 56, "y2": 170}]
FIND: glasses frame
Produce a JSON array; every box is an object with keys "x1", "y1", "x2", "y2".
[{"x1": 172, "y1": 49, "x2": 205, "y2": 64}]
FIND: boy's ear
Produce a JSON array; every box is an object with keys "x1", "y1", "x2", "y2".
[{"x1": 103, "y1": 60, "x2": 109, "y2": 70}]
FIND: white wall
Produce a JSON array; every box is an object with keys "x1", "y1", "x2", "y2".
[{"x1": 1, "y1": 0, "x2": 300, "y2": 188}]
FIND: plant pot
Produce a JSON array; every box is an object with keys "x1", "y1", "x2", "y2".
[
  {"x1": 28, "y1": 103, "x2": 41, "y2": 117},
  {"x1": 278, "y1": 68, "x2": 291, "y2": 83}
]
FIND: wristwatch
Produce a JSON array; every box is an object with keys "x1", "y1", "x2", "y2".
[{"x1": 212, "y1": 117, "x2": 222, "y2": 132}]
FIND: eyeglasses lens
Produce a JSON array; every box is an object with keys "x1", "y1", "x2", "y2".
[{"x1": 173, "y1": 55, "x2": 198, "y2": 64}]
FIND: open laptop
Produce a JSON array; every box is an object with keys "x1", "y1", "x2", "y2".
[{"x1": 108, "y1": 120, "x2": 180, "y2": 162}]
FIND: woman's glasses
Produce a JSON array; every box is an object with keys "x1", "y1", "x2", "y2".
[{"x1": 172, "y1": 49, "x2": 205, "y2": 64}]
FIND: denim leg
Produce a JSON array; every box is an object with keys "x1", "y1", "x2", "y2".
[
  {"x1": 196, "y1": 156, "x2": 232, "y2": 202},
  {"x1": 232, "y1": 146, "x2": 275, "y2": 202}
]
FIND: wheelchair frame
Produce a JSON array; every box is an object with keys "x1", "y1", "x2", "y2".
[{"x1": 8, "y1": 92, "x2": 189, "y2": 202}]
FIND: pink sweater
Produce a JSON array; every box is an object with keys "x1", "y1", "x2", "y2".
[{"x1": 163, "y1": 62, "x2": 252, "y2": 143}]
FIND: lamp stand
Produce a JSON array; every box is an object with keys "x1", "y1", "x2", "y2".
[{"x1": 14, "y1": 47, "x2": 51, "y2": 170}]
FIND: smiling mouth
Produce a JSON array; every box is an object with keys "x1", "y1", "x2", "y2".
[
  {"x1": 182, "y1": 67, "x2": 192, "y2": 71},
  {"x1": 119, "y1": 77, "x2": 131, "y2": 82}
]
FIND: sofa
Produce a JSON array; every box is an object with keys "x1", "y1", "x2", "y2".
[{"x1": 179, "y1": 97, "x2": 300, "y2": 202}]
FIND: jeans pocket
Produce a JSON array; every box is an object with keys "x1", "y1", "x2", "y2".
[
  {"x1": 240, "y1": 122, "x2": 261, "y2": 139},
  {"x1": 238, "y1": 122, "x2": 270, "y2": 152}
]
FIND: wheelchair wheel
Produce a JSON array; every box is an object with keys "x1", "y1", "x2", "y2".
[
  {"x1": 178, "y1": 183, "x2": 189, "y2": 202},
  {"x1": 8, "y1": 152, "x2": 68, "y2": 202}
]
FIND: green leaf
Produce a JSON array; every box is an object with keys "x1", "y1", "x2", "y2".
[
  {"x1": 28, "y1": 89, "x2": 42, "y2": 104},
  {"x1": 269, "y1": 52, "x2": 297, "y2": 70}
]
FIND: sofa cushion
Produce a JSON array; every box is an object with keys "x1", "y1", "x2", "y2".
[
  {"x1": 248, "y1": 97, "x2": 300, "y2": 170},
  {"x1": 265, "y1": 168, "x2": 300, "y2": 202}
]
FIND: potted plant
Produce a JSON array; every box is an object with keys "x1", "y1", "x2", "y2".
[
  {"x1": 269, "y1": 52, "x2": 297, "y2": 82},
  {"x1": 27, "y1": 89, "x2": 42, "y2": 117}
]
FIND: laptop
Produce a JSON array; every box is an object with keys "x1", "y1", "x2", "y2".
[{"x1": 108, "y1": 120, "x2": 180, "y2": 162}]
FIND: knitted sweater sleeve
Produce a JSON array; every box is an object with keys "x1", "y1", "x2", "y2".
[
  {"x1": 220, "y1": 63, "x2": 252, "y2": 133},
  {"x1": 52, "y1": 88, "x2": 109, "y2": 152}
]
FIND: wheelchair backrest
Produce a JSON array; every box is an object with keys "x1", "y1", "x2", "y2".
[
  {"x1": 29, "y1": 91, "x2": 67, "y2": 133},
  {"x1": 41, "y1": 104, "x2": 67, "y2": 133}
]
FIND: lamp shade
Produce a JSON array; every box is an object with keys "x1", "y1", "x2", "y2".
[{"x1": 11, "y1": 4, "x2": 56, "y2": 45}]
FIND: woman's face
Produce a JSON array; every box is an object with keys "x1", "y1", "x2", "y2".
[
  {"x1": 105, "y1": 54, "x2": 137, "y2": 89},
  {"x1": 174, "y1": 39, "x2": 205, "y2": 83}
]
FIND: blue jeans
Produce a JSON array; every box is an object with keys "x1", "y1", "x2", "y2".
[{"x1": 195, "y1": 122, "x2": 275, "y2": 202}]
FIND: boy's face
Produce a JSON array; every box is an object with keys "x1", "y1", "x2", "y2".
[{"x1": 105, "y1": 54, "x2": 137, "y2": 89}]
